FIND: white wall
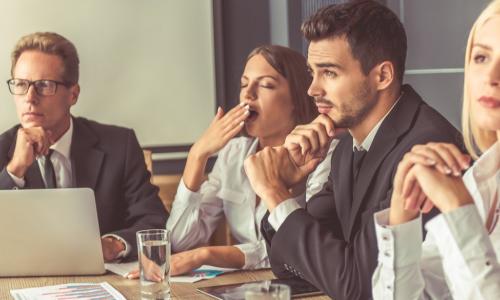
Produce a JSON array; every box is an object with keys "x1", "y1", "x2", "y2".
[{"x1": 0, "y1": 0, "x2": 216, "y2": 147}]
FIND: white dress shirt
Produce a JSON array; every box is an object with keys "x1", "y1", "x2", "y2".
[
  {"x1": 167, "y1": 137, "x2": 336, "y2": 269},
  {"x1": 7, "y1": 118, "x2": 130, "y2": 258},
  {"x1": 269, "y1": 97, "x2": 401, "y2": 230},
  {"x1": 372, "y1": 141, "x2": 500, "y2": 300}
]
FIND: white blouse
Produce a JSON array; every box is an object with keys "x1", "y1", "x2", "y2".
[
  {"x1": 167, "y1": 137, "x2": 337, "y2": 269},
  {"x1": 372, "y1": 142, "x2": 500, "y2": 300}
]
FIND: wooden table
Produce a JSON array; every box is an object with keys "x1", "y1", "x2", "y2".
[{"x1": 0, "y1": 270, "x2": 330, "y2": 299}]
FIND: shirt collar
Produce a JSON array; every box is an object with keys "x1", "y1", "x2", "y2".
[
  {"x1": 50, "y1": 117, "x2": 73, "y2": 161},
  {"x1": 352, "y1": 92, "x2": 403, "y2": 152},
  {"x1": 472, "y1": 141, "x2": 500, "y2": 182}
]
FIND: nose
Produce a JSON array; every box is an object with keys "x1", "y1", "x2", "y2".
[
  {"x1": 307, "y1": 75, "x2": 325, "y2": 98},
  {"x1": 24, "y1": 84, "x2": 39, "y2": 104},
  {"x1": 487, "y1": 58, "x2": 500, "y2": 87},
  {"x1": 242, "y1": 82, "x2": 257, "y2": 101}
]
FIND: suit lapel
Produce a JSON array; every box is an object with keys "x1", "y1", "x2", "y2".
[
  {"x1": 70, "y1": 118, "x2": 104, "y2": 190},
  {"x1": 333, "y1": 138, "x2": 354, "y2": 238},
  {"x1": 347, "y1": 85, "x2": 422, "y2": 237}
]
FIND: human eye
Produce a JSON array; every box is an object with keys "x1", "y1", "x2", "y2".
[
  {"x1": 259, "y1": 81, "x2": 275, "y2": 89},
  {"x1": 323, "y1": 69, "x2": 337, "y2": 78},
  {"x1": 473, "y1": 54, "x2": 487, "y2": 64},
  {"x1": 12, "y1": 79, "x2": 28, "y2": 88}
]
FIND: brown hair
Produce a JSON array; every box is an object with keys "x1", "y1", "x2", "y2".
[
  {"x1": 11, "y1": 32, "x2": 80, "y2": 84},
  {"x1": 247, "y1": 45, "x2": 317, "y2": 125},
  {"x1": 301, "y1": 0, "x2": 407, "y2": 83}
]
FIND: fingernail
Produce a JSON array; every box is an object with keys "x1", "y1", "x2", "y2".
[
  {"x1": 328, "y1": 129, "x2": 334, "y2": 136},
  {"x1": 426, "y1": 159, "x2": 436, "y2": 165},
  {"x1": 244, "y1": 110, "x2": 250, "y2": 115},
  {"x1": 239, "y1": 102, "x2": 245, "y2": 107},
  {"x1": 453, "y1": 169, "x2": 461, "y2": 176},
  {"x1": 123, "y1": 272, "x2": 129, "y2": 278},
  {"x1": 244, "y1": 104, "x2": 250, "y2": 110},
  {"x1": 239, "y1": 121, "x2": 245, "y2": 126},
  {"x1": 443, "y1": 166, "x2": 452, "y2": 174}
]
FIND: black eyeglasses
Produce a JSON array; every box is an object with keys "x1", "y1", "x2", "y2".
[{"x1": 6, "y1": 78, "x2": 72, "y2": 96}]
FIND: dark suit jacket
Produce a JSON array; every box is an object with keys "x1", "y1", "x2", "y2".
[
  {"x1": 0, "y1": 117, "x2": 169, "y2": 258},
  {"x1": 261, "y1": 85, "x2": 464, "y2": 300}
]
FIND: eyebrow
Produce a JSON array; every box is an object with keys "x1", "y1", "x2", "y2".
[
  {"x1": 307, "y1": 62, "x2": 344, "y2": 71},
  {"x1": 241, "y1": 75, "x2": 278, "y2": 81},
  {"x1": 472, "y1": 43, "x2": 492, "y2": 50}
]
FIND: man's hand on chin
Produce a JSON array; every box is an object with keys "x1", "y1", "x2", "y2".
[
  {"x1": 244, "y1": 146, "x2": 321, "y2": 212},
  {"x1": 101, "y1": 236, "x2": 126, "y2": 262}
]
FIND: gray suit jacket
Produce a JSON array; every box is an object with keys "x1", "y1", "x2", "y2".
[{"x1": 0, "y1": 117, "x2": 169, "y2": 258}]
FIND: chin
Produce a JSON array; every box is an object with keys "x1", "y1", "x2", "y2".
[{"x1": 474, "y1": 108, "x2": 500, "y2": 132}]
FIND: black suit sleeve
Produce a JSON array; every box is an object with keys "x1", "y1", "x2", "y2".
[
  {"x1": 0, "y1": 167, "x2": 18, "y2": 189},
  {"x1": 110, "y1": 130, "x2": 169, "y2": 258},
  {"x1": 268, "y1": 186, "x2": 390, "y2": 300}
]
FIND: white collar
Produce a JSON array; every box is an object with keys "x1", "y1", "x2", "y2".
[
  {"x1": 352, "y1": 93, "x2": 403, "y2": 152},
  {"x1": 50, "y1": 117, "x2": 73, "y2": 160}
]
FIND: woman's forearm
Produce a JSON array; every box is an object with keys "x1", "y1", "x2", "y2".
[
  {"x1": 202, "y1": 246, "x2": 245, "y2": 269},
  {"x1": 182, "y1": 145, "x2": 209, "y2": 192}
]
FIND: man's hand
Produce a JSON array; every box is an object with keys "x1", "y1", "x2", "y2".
[
  {"x1": 244, "y1": 146, "x2": 321, "y2": 211},
  {"x1": 6, "y1": 127, "x2": 53, "y2": 178},
  {"x1": 284, "y1": 114, "x2": 344, "y2": 167},
  {"x1": 101, "y1": 236, "x2": 126, "y2": 262}
]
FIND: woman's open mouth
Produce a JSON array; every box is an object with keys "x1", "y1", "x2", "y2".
[{"x1": 247, "y1": 108, "x2": 259, "y2": 122}]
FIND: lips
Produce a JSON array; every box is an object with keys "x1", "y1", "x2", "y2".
[
  {"x1": 478, "y1": 96, "x2": 500, "y2": 109},
  {"x1": 316, "y1": 104, "x2": 333, "y2": 114},
  {"x1": 23, "y1": 112, "x2": 44, "y2": 121}
]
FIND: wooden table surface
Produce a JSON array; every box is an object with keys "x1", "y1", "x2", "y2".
[{"x1": 0, "y1": 269, "x2": 331, "y2": 299}]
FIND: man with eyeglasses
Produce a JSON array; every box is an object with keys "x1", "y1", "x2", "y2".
[{"x1": 0, "y1": 32, "x2": 168, "y2": 262}]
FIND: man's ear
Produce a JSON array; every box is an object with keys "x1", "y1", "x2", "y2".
[
  {"x1": 373, "y1": 61, "x2": 395, "y2": 91},
  {"x1": 69, "y1": 84, "x2": 80, "y2": 106}
]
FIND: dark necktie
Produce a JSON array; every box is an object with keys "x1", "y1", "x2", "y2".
[
  {"x1": 43, "y1": 149, "x2": 57, "y2": 188},
  {"x1": 352, "y1": 148, "x2": 367, "y2": 181}
]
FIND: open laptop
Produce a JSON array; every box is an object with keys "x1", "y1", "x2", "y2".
[{"x1": 0, "y1": 188, "x2": 105, "y2": 276}]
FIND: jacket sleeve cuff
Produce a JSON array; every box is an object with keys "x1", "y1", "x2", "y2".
[
  {"x1": 374, "y1": 208, "x2": 423, "y2": 268},
  {"x1": 102, "y1": 234, "x2": 131, "y2": 259},
  {"x1": 233, "y1": 240, "x2": 269, "y2": 269},
  {"x1": 268, "y1": 198, "x2": 301, "y2": 231}
]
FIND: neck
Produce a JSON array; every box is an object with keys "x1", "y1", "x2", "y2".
[
  {"x1": 50, "y1": 116, "x2": 71, "y2": 143},
  {"x1": 257, "y1": 133, "x2": 288, "y2": 150},
  {"x1": 350, "y1": 86, "x2": 401, "y2": 144}
]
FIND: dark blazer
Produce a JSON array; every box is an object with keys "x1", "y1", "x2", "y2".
[
  {"x1": 0, "y1": 117, "x2": 169, "y2": 258},
  {"x1": 261, "y1": 85, "x2": 464, "y2": 300}
]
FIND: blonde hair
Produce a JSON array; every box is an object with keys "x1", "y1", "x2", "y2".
[
  {"x1": 462, "y1": 0, "x2": 500, "y2": 159},
  {"x1": 11, "y1": 32, "x2": 79, "y2": 84}
]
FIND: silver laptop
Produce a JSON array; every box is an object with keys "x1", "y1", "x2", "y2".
[{"x1": 0, "y1": 188, "x2": 105, "y2": 276}]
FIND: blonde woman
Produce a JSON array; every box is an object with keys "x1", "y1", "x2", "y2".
[{"x1": 372, "y1": 1, "x2": 500, "y2": 299}]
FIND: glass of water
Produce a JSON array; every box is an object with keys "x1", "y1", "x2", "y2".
[
  {"x1": 136, "y1": 229, "x2": 170, "y2": 299},
  {"x1": 244, "y1": 282, "x2": 291, "y2": 300}
]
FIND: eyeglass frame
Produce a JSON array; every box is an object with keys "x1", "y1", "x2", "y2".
[{"x1": 6, "y1": 78, "x2": 74, "y2": 96}]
